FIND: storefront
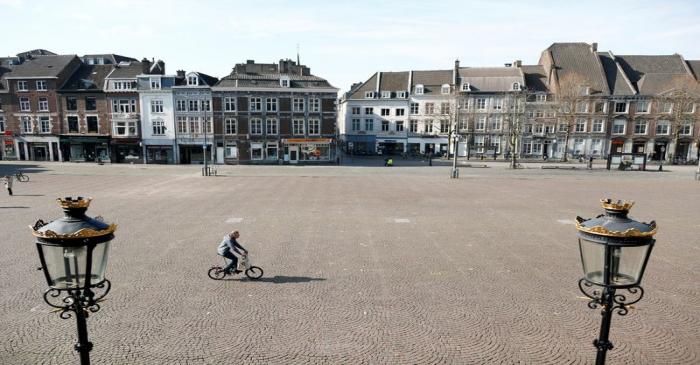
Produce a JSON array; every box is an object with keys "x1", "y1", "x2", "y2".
[
  {"x1": 112, "y1": 138, "x2": 143, "y2": 164},
  {"x1": 178, "y1": 144, "x2": 214, "y2": 164},
  {"x1": 14, "y1": 136, "x2": 61, "y2": 161},
  {"x1": 2, "y1": 132, "x2": 17, "y2": 160},
  {"x1": 283, "y1": 138, "x2": 333, "y2": 164},
  {"x1": 60, "y1": 136, "x2": 111, "y2": 162},
  {"x1": 376, "y1": 138, "x2": 406, "y2": 155},
  {"x1": 345, "y1": 134, "x2": 376, "y2": 155},
  {"x1": 145, "y1": 145, "x2": 174, "y2": 164}
]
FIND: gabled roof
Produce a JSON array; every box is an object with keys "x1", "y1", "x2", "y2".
[
  {"x1": 544, "y1": 43, "x2": 610, "y2": 95},
  {"x1": 379, "y1": 72, "x2": 409, "y2": 92},
  {"x1": 82, "y1": 54, "x2": 138, "y2": 65},
  {"x1": 106, "y1": 62, "x2": 150, "y2": 79},
  {"x1": 520, "y1": 65, "x2": 549, "y2": 92},
  {"x1": 191, "y1": 72, "x2": 219, "y2": 87},
  {"x1": 348, "y1": 73, "x2": 378, "y2": 99},
  {"x1": 597, "y1": 52, "x2": 635, "y2": 96},
  {"x1": 215, "y1": 72, "x2": 334, "y2": 89},
  {"x1": 615, "y1": 54, "x2": 695, "y2": 95},
  {"x1": 17, "y1": 49, "x2": 56, "y2": 58},
  {"x1": 687, "y1": 60, "x2": 700, "y2": 81},
  {"x1": 60, "y1": 64, "x2": 113, "y2": 92},
  {"x1": 457, "y1": 67, "x2": 524, "y2": 92},
  {"x1": 4, "y1": 55, "x2": 78, "y2": 78}
]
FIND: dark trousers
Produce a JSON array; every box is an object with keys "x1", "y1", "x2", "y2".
[
  {"x1": 221, "y1": 250, "x2": 238, "y2": 271},
  {"x1": 6, "y1": 188, "x2": 11, "y2": 196}
]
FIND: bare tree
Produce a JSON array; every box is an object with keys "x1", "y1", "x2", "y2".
[
  {"x1": 503, "y1": 90, "x2": 526, "y2": 168},
  {"x1": 552, "y1": 73, "x2": 589, "y2": 162},
  {"x1": 656, "y1": 76, "x2": 700, "y2": 163}
]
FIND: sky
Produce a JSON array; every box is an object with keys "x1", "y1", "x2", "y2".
[{"x1": 2, "y1": 0, "x2": 699, "y2": 92}]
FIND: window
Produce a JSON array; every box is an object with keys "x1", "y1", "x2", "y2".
[
  {"x1": 351, "y1": 118, "x2": 360, "y2": 131},
  {"x1": 575, "y1": 118, "x2": 587, "y2": 132},
  {"x1": 441, "y1": 84, "x2": 450, "y2": 94},
  {"x1": 524, "y1": 124, "x2": 533, "y2": 133},
  {"x1": 225, "y1": 118, "x2": 237, "y2": 135},
  {"x1": 266, "y1": 142, "x2": 278, "y2": 160},
  {"x1": 113, "y1": 99, "x2": 136, "y2": 113},
  {"x1": 177, "y1": 100, "x2": 187, "y2": 111},
  {"x1": 491, "y1": 136, "x2": 501, "y2": 153},
  {"x1": 545, "y1": 125, "x2": 555, "y2": 134},
  {"x1": 476, "y1": 116, "x2": 486, "y2": 131},
  {"x1": 396, "y1": 91, "x2": 407, "y2": 98},
  {"x1": 114, "y1": 121, "x2": 137, "y2": 136},
  {"x1": 660, "y1": 102, "x2": 672, "y2": 114},
  {"x1": 636, "y1": 100, "x2": 649, "y2": 113},
  {"x1": 440, "y1": 120, "x2": 449, "y2": 133},
  {"x1": 592, "y1": 119, "x2": 604, "y2": 133},
  {"x1": 82, "y1": 97, "x2": 96, "y2": 111},
  {"x1": 534, "y1": 124, "x2": 544, "y2": 134},
  {"x1": 204, "y1": 117, "x2": 212, "y2": 134},
  {"x1": 202, "y1": 100, "x2": 211, "y2": 111},
  {"x1": 249, "y1": 97, "x2": 262, "y2": 111},
  {"x1": 490, "y1": 116, "x2": 502, "y2": 130},
  {"x1": 0, "y1": 117, "x2": 4, "y2": 132},
  {"x1": 66, "y1": 97, "x2": 77, "y2": 111},
  {"x1": 309, "y1": 98, "x2": 320, "y2": 112},
  {"x1": 396, "y1": 121, "x2": 404, "y2": 132},
  {"x1": 522, "y1": 141, "x2": 532, "y2": 154},
  {"x1": 559, "y1": 122, "x2": 568, "y2": 132},
  {"x1": 423, "y1": 120, "x2": 433, "y2": 133},
  {"x1": 476, "y1": 98, "x2": 487, "y2": 110},
  {"x1": 409, "y1": 120, "x2": 418, "y2": 133},
  {"x1": 474, "y1": 135, "x2": 484, "y2": 152},
  {"x1": 680, "y1": 122, "x2": 693, "y2": 135},
  {"x1": 512, "y1": 82, "x2": 520, "y2": 90},
  {"x1": 36, "y1": 80, "x2": 47, "y2": 91},
  {"x1": 87, "y1": 116, "x2": 98, "y2": 133},
  {"x1": 461, "y1": 83, "x2": 471, "y2": 91},
  {"x1": 410, "y1": 103, "x2": 419, "y2": 115},
  {"x1": 67, "y1": 116, "x2": 79, "y2": 133},
  {"x1": 152, "y1": 120, "x2": 165, "y2": 135},
  {"x1": 576, "y1": 102, "x2": 588, "y2": 113},
  {"x1": 38, "y1": 98, "x2": 49, "y2": 111},
  {"x1": 280, "y1": 78, "x2": 289, "y2": 88},
  {"x1": 364, "y1": 91, "x2": 374, "y2": 99},
  {"x1": 351, "y1": 106, "x2": 360, "y2": 115},
  {"x1": 177, "y1": 117, "x2": 188, "y2": 133},
  {"x1": 17, "y1": 81, "x2": 28, "y2": 91},
  {"x1": 266, "y1": 118, "x2": 278, "y2": 134},
  {"x1": 425, "y1": 103, "x2": 434, "y2": 114},
  {"x1": 683, "y1": 103, "x2": 696, "y2": 114},
  {"x1": 364, "y1": 107, "x2": 373, "y2": 115},
  {"x1": 225, "y1": 145, "x2": 238, "y2": 158},
  {"x1": 188, "y1": 100, "x2": 200, "y2": 112},
  {"x1": 20, "y1": 97, "x2": 30, "y2": 111},
  {"x1": 381, "y1": 91, "x2": 391, "y2": 99},
  {"x1": 614, "y1": 102, "x2": 628, "y2": 113},
  {"x1": 573, "y1": 138, "x2": 585, "y2": 155},
  {"x1": 594, "y1": 101, "x2": 606, "y2": 113},
  {"x1": 308, "y1": 119, "x2": 320, "y2": 135},
  {"x1": 492, "y1": 98, "x2": 503, "y2": 110},
  {"x1": 39, "y1": 116, "x2": 50, "y2": 133},
  {"x1": 526, "y1": 110, "x2": 535, "y2": 118},
  {"x1": 440, "y1": 102, "x2": 450, "y2": 114},
  {"x1": 224, "y1": 97, "x2": 236, "y2": 111},
  {"x1": 150, "y1": 78, "x2": 161, "y2": 90},
  {"x1": 415, "y1": 85, "x2": 424, "y2": 95},
  {"x1": 395, "y1": 108, "x2": 405, "y2": 116},
  {"x1": 365, "y1": 119, "x2": 373, "y2": 131},
  {"x1": 536, "y1": 94, "x2": 546, "y2": 102},
  {"x1": 251, "y1": 143, "x2": 263, "y2": 160},
  {"x1": 250, "y1": 118, "x2": 263, "y2": 134},
  {"x1": 293, "y1": 119, "x2": 305, "y2": 135},
  {"x1": 382, "y1": 120, "x2": 389, "y2": 131},
  {"x1": 151, "y1": 100, "x2": 163, "y2": 113},
  {"x1": 188, "y1": 76, "x2": 198, "y2": 86},
  {"x1": 21, "y1": 116, "x2": 32, "y2": 133},
  {"x1": 266, "y1": 98, "x2": 278, "y2": 112},
  {"x1": 381, "y1": 108, "x2": 390, "y2": 116},
  {"x1": 632, "y1": 120, "x2": 646, "y2": 135},
  {"x1": 655, "y1": 120, "x2": 669, "y2": 135},
  {"x1": 612, "y1": 119, "x2": 626, "y2": 134},
  {"x1": 189, "y1": 117, "x2": 201, "y2": 133},
  {"x1": 458, "y1": 117, "x2": 468, "y2": 131}
]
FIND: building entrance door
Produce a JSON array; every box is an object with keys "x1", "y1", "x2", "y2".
[
  {"x1": 33, "y1": 145, "x2": 47, "y2": 161},
  {"x1": 289, "y1": 146, "x2": 299, "y2": 164}
]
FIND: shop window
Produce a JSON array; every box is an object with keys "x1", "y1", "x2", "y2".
[
  {"x1": 251, "y1": 143, "x2": 263, "y2": 160},
  {"x1": 87, "y1": 116, "x2": 98, "y2": 133},
  {"x1": 68, "y1": 116, "x2": 79, "y2": 133},
  {"x1": 266, "y1": 142, "x2": 278, "y2": 160}
]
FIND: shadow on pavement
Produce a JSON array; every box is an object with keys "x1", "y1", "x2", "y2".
[
  {"x1": 0, "y1": 206, "x2": 30, "y2": 209},
  {"x1": 0, "y1": 163, "x2": 50, "y2": 175},
  {"x1": 243, "y1": 275, "x2": 326, "y2": 284},
  {"x1": 11, "y1": 194, "x2": 44, "y2": 197}
]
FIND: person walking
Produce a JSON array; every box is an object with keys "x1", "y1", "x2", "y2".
[
  {"x1": 588, "y1": 155, "x2": 594, "y2": 170},
  {"x1": 3, "y1": 175, "x2": 13, "y2": 196}
]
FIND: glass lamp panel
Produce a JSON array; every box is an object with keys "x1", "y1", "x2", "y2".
[
  {"x1": 610, "y1": 245, "x2": 650, "y2": 286},
  {"x1": 579, "y1": 238, "x2": 605, "y2": 285},
  {"x1": 41, "y1": 245, "x2": 88, "y2": 289},
  {"x1": 90, "y1": 241, "x2": 111, "y2": 285}
]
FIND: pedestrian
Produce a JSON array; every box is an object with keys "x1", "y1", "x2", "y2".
[
  {"x1": 588, "y1": 155, "x2": 594, "y2": 170},
  {"x1": 3, "y1": 175, "x2": 12, "y2": 196},
  {"x1": 428, "y1": 152, "x2": 433, "y2": 166}
]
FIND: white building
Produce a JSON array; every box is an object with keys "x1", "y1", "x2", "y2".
[{"x1": 138, "y1": 73, "x2": 177, "y2": 163}]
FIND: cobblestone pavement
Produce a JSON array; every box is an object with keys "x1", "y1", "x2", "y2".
[{"x1": 1, "y1": 161, "x2": 698, "y2": 364}]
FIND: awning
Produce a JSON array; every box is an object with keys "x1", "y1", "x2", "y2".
[
  {"x1": 346, "y1": 135, "x2": 376, "y2": 142},
  {"x1": 282, "y1": 138, "x2": 333, "y2": 144},
  {"x1": 60, "y1": 136, "x2": 110, "y2": 143}
]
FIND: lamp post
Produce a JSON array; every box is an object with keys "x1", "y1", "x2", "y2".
[
  {"x1": 203, "y1": 102, "x2": 209, "y2": 176},
  {"x1": 31, "y1": 197, "x2": 116, "y2": 365},
  {"x1": 659, "y1": 145, "x2": 665, "y2": 172},
  {"x1": 575, "y1": 199, "x2": 657, "y2": 365},
  {"x1": 451, "y1": 132, "x2": 459, "y2": 178}
]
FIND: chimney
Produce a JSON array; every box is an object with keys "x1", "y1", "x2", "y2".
[
  {"x1": 176, "y1": 70, "x2": 185, "y2": 78},
  {"x1": 591, "y1": 42, "x2": 598, "y2": 52},
  {"x1": 513, "y1": 60, "x2": 522, "y2": 68},
  {"x1": 454, "y1": 59, "x2": 460, "y2": 85},
  {"x1": 246, "y1": 60, "x2": 254, "y2": 64},
  {"x1": 156, "y1": 60, "x2": 165, "y2": 74},
  {"x1": 141, "y1": 58, "x2": 152, "y2": 73}
]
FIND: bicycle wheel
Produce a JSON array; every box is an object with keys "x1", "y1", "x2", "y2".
[
  {"x1": 17, "y1": 174, "x2": 29, "y2": 182},
  {"x1": 245, "y1": 266, "x2": 263, "y2": 280},
  {"x1": 207, "y1": 266, "x2": 226, "y2": 280}
]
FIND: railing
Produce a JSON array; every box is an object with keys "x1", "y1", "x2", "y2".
[{"x1": 110, "y1": 112, "x2": 139, "y2": 119}]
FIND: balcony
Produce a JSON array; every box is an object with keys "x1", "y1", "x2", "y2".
[{"x1": 110, "y1": 112, "x2": 139, "y2": 120}]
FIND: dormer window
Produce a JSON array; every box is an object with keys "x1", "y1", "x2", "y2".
[
  {"x1": 364, "y1": 91, "x2": 374, "y2": 99},
  {"x1": 187, "y1": 76, "x2": 198, "y2": 86},
  {"x1": 441, "y1": 84, "x2": 450, "y2": 95},
  {"x1": 396, "y1": 91, "x2": 407, "y2": 98},
  {"x1": 461, "y1": 83, "x2": 471, "y2": 92},
  {"x1": 280, "y1": 76, "x2": 290, "y2": 88},
  {"x1": 415, "y1": 84, "x2": 424, "y2": 95},
  {"x1": 150, "y1": 78, "x2": 161, "y2": 90},
  {"x1": 512, "y1": 82, "x2": 520, "y2": 91},
  {"x1": 381, "y1": 91, "x2": 391, "y2": 99}
]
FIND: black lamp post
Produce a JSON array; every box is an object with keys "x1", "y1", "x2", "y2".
[
  {"x1": 576, "y1": 199, "x2": 657, "y2": 365},
  {"x1": 31, "y1": 197, "x2": 116, "y2": 365}
]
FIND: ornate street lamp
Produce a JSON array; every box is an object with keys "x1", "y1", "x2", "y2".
[
  {"x1": 31, "y1": 197, "x2": 116, "y2": 365},
  {"x1": 576, "y1": 199, "x2": 657, "y2": 365}
]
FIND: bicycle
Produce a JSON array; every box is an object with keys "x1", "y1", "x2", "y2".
[
  {"x1": 207, "y1": 254, "x2": 263, "y2": 280},
  {"x1": 15, "y1": 170, "x2": 29, "y2": 182}
]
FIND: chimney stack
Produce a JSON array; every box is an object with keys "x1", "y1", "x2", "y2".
[
  {"x1": 176, "y1": 70, "x2": 185, "y2": 78},
  {"x1": 591, "y1": 42, "x2": 598, "y2": 52},
  {"x1": 513, "y1": 60, "x2": 522, "y2": 68}
]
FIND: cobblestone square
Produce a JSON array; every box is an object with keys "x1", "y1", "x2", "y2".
[{"x1": 1, "y1": 162, "x2": 698, "y2": 364}]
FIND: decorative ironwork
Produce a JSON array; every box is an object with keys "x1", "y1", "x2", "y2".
[
  {"x1": 57, "y1": 196, "x2": 92, "y2": 209},
  {"x1": 575, "y1": 221, "x2": 658, "y2": 238},
  {"x1": 42, "y1": 279, "x2": 111, "y2": 319},
  {"x1": 600, "y1": 199, "x2": 634, "y2": 211},
  {"x1": 32, "y1": 219, "x2": 46, "y2": 231},
  {"x1": 30, "y1": 224, "x2": 117, "y2": 239},
  {"x1": 578, "y1": 279, "x2": 644, "y2": 316}
]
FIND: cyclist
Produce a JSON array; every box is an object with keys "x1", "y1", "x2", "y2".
[{"x1": 217, "y1": 230, "x2": 248, "y2": 274}]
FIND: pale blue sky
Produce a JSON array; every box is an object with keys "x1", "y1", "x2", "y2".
[{"x1": 2, "y1": 0, "x2": 699, "y2": 91}]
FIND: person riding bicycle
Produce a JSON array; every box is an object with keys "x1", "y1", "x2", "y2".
[{"x1": 217, "y1": 230, "x2": 248, "y2": 274}]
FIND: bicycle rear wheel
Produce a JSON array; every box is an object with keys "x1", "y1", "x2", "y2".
[
  {"x1": 245, "y1": 266, "x2": 263, "y2": 280},
  {"x1": 208, "y1": 266, "x2": 226, "y2": 280},
  {"x1": 17, "y1": 174, "x2": 29, "y2": 182}
]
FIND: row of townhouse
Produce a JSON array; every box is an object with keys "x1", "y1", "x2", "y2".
[
  {"x1": 339, "y1": 42, "x2": 700, "y2": 162},
  {"x1": 0, "y1": 51, "x2": 338, "y2": 164}
]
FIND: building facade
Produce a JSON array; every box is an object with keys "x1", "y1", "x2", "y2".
[
  {"x1": 138, "y1": 71, "x2": 177, "y2": 164},
  {"x1": 172, "y1": 71, "x2": 218, "y2": 164},
  {"x1": 211, "y1": 59, "x2": 338, "y2": 164}
]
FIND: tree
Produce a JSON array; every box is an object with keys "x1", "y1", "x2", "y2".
[
  {"x1": 552, "y1": 73, "x2": 589, "y2": 162},
  {"x1": 656, "y1": 76, "x2": 700, "y2": 163},
  {"x1": 503, "y1": 90, "x2": 527, "y2": 169}
]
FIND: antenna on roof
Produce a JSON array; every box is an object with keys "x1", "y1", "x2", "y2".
[{"x1": 296, "y1": 43, "x2": 300, "y2": 65}]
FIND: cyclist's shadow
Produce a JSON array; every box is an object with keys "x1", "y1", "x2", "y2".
[{"x1": 240, "y1": 275, "x2": 326, "y2": 284}]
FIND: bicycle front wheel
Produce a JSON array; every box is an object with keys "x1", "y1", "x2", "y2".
[
  {"x1": 208, "y1": 267, "x2": 226, "y2": 280},
  {"x1": 245, "y1": 266, "x2": 263, "y2": 280},
  {"x1": 17, "y1": 174, "x2": 29, "y2": 182}
]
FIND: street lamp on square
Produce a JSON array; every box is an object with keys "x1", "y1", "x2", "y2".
[
  {"x1": 576, "y1": 199, "x2": 656, "y2": 365},
  {"x1": 31, "y1": 197, "x2": 116, "y2": 365}
]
